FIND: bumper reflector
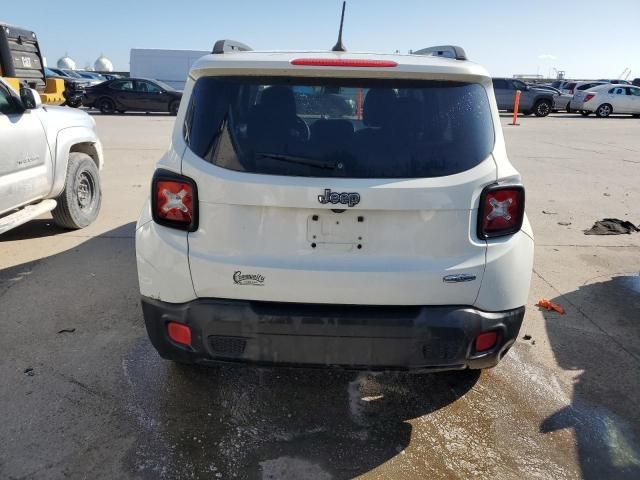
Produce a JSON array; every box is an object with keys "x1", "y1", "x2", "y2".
[
  {"x1": 475, "y1": 331, "x2": 498, "y2": 352},
  {"x1": 167, "y1": 322, "x2": 192, "y2": 346}
]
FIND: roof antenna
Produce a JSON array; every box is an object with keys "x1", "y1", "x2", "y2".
[{"x1": 331, "y1": 1, "x2": 347, "y2": 52}]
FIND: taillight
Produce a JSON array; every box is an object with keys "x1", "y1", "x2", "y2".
[
  {"x1": 478, "y1": 185, "x2": 525, "y2": 239},
  {"x1": 151, "y1": 169, "x2": 198, "y2": 231},
  {"x1": 584, "y1": 94, "x2": 595, "y2": 102}
]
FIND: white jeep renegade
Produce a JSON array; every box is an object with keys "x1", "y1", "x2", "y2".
[{"x1": 136, "y1": 40, "x2": 534, "y2": 372}]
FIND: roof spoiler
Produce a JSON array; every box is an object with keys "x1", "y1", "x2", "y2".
[
  {"x1": 212, "y1": 39, "x2": 252, "y2": 54},
  {"x1": 413, "y1": 45, "x2": 467, "y2": 61}
]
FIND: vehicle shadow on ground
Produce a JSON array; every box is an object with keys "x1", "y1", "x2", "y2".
[
  {"x1": 540, "y1": 275, "x2": 640, "y2": 480},
  {"x1": 498, "y1": 112, "x2": 638, "y2": 120},
  {"x1": 123, "y1": 344, "x2": 480, "y2": 479},
  {"x1": 0, "y1": 222, "x2": 144, "y2": 479},
  {"x1": 549, "y1": 114, "x2": 638, "y2": 120},
  {"x1": 0, "y1": 218, "x2": 70, "y2": 241},
  {"x1": 85, "y1": 110, "x2": 174, "y2": 117},
  {"x1": 0, "y1": 221, "x2": 480, "y2": 479}
]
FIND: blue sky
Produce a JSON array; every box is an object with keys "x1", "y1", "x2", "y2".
[{"x1": 3, "y1": 0, "x2": 638, "y2": 79}]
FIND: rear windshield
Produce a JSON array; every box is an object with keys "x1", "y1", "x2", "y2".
[{"x1": 184, "y1": 76, "x2": 494, "y2": 179}]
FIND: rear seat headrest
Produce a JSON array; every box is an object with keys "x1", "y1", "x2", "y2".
[
  {"x1": 363, "y1": 89, "x2": 397, "y2": 127},
  {"x1": 259, "y1": 86, "x2": 297, "y2": 118}
]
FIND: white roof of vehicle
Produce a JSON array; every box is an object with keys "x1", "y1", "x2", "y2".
[
  {"x1": 189, "y1": 50, "x2": 491, "y2": 82},
  {"x1": 587, "y1": 83, "x2": 619, "y2": 91}
]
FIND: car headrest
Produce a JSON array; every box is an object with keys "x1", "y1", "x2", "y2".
[
  {"x1": 363, "y1": 89, "x2": 397, "y2": 127},
  {"x1": 259, "y1": 86, "x2": 296, "y2": 118}
]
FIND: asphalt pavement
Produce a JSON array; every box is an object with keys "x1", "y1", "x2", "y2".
[{"x1": 1, "y1": 112, "x2": 639, "y2": 479}]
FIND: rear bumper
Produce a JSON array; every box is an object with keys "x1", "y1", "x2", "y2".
[{"x1": 141, "y1": 297, "x2": 525, "y2": 372}]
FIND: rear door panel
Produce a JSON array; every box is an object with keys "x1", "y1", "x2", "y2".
[{"x1": 183, "y1": 149, "x2": 495, "y2": 305}]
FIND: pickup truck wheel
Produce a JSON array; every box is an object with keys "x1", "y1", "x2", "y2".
[
  {"x1": 99, "y1": 98, "x2": 115, "y2": 114},
  {"x1": 596, "y1": 104, "x2": 612, "y2": 118},
  {"x1": 52, "y1": 153, "x2": 102, "y2": 229},
  {"x1": 534, "y1": 99, "x2": 552, "y2": 117}
]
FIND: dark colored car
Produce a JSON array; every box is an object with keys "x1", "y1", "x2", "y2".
[
  {"x1": 82, "y1": 78, "x2": 182, "y2": 115},
  {"x1": 43, "y1": 67, "x2": 88, "y2": 108},
  {"x1": 492, "y1": 78, "x2": 556, "y2": 116}
]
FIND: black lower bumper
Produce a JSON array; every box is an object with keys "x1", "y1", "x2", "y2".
[{"x1": 141, "y1": 297, "x2": 524, "y2": 372}]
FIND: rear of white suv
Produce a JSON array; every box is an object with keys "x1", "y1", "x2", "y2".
[{"x1": 136, "y1": 44, "x2": 534, "y2": 372}]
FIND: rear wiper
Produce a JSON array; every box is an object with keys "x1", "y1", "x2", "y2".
[{"x1": 256, "y1": 152, "x2": 337, "y2": 170}]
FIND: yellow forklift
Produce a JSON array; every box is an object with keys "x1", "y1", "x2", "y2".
[{"x1": 0, "y1": 23, "x2": 65, "y2": 104}]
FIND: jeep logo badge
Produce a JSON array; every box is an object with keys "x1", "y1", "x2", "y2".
[{"x1": 317, "y1": 189, "x2": 360, "y2": 208}]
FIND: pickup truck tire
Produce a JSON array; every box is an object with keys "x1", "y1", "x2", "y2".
[
  {"x1": 533, "y1": 99, "x2": 552, "y2": 117},
  {"x1": 52, "y1": 153, "x2": 101, "y2": 229}
]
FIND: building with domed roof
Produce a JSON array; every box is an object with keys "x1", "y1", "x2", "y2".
[
  {"x1": 94, "y1": 54, "x2": 113, "y2": 72},
  {"x1": 57, "y1": 54, "x2": 76, "y2": 70}
]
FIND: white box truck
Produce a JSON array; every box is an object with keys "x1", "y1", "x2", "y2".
[{"x1": 129, "y1": 49, "x2": 208, "y2": 90}]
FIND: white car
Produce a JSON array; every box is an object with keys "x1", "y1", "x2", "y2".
[
  {"x1": 136, "y1": 40, "x2": 534, "y2": 372},
  {"x1": 573, "y1": 84, "x2": 640, "y2": 117},
  {"x1": 0, "y1": 79, "x2": 103, "y2": 234},
  {"x1": 561, "y1": 80, "x2": 608, "y2": 96}
]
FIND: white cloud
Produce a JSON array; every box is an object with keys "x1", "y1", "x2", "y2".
[{"x1": 538, "y1": 54, "x2": 557, "y2": 60}]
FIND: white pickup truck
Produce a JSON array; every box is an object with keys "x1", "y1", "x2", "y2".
[{"x1": 0, "y1": 78, "x2": 103, "y2": 234}]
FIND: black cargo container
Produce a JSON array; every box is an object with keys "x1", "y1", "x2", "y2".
[{"x1": 0, "y1": 24, "x2": 46, "y2": 92}]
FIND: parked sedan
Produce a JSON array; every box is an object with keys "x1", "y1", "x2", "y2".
[
  {"x1": 48, "y1": 67, "x2": 103, "y2": 87},
  {"x1": 82, "y1": 78, "x2": 182, "y2": 115},
  {"x1": 572, "y1": 84, "x2": 640, "y2": 117},
  {"x1": 77, "y1": 71, "x2": 107, "y2": 83},
  {"x1": 561, "y1": 81, "x2": 608, "y2": 96}
]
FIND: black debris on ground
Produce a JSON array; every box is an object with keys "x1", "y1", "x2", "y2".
[
  {"x1": 57, "y1": 328, "x2": 76, "y2": 334},
  {"x1": 24, "y1": 368, "x2": 35, "y2": 376},
  {"x1": 523, "y1": 334, "x2": 532, "y2": 340},
  {"x1": 584, "y1": 219, "x2": 640, "y2": 235},
  {"x1": 558, "y1": 221, "x2": 572, "y2": 226}
]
